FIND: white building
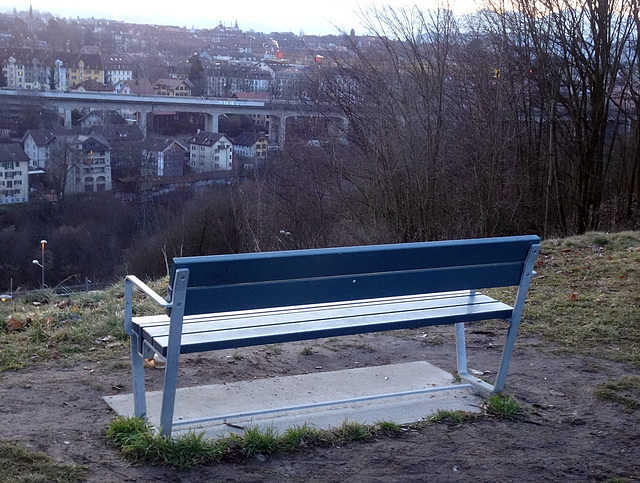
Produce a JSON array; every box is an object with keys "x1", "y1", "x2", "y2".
[
  {"x1": 189, "y1": 131, "x2": 234, "y2": 172},
  {"x1": 22, "y1": 129, "x2": 66, "y2": 169},
  {"x1": 0, "y1": 144, "x2": 30, "y2": 204}
]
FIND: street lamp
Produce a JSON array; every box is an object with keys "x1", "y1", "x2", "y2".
[{"x1": 33, "y1": 239, "x2": 47, "y2": 289}]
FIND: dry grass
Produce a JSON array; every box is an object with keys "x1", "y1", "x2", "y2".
[{"x1": 519, "y1": 231, "x2": 640, "y2": 366}]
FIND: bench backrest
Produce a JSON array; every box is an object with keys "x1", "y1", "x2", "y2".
[{"x1": 168, "y1": 235, "x2": 540, "y2": 316}]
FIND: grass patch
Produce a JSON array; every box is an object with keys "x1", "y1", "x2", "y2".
[
  {"x1": 334, "y1": 420, "x2": 371, "y2": 443},
  {"x1": 428, "y1": 409, "x2": 474, "y2": 425},
  {"x1": 375, "y1": 420, "x2": 402, "y2": 433},
  {"x1": 0, "y1": 282, "x2": 163, "y2": 372},
  {"x1": 107, "y1": 416, "x2": 225, "y2": 468},
  {"x1": 594, "y1": 375, "x2": 640, "y2": 410},
  {"x1": 0, "y1": 440, "x2": 87, "y2": 482},
  {"x1": 232, "y1": 425, "x2": 281, "y2": 457},
  {"x1": 107, "y1": 416, "x2": 398, "y2": 468},
  {"x1": 280, "y1": 424, "x2": 322, "y2": 450},
  {"x1": 514, "y1": 231, "x2": 640, "y2": 366},
  {"x1": 484, "y1": 393, "x2": 525, "y2": 420}
]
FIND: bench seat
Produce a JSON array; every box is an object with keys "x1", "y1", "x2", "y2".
[{"x1": 133, "y1": 291, "x2": 512, "y2": 357}]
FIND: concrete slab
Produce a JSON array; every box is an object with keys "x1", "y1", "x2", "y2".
[{"x1": 104, "y1": 361, "x2": 484, "y2": 439}]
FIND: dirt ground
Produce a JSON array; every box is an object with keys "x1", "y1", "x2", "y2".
[{"x1": 1, "y1": 325, "x2": 639, "y2": 482}]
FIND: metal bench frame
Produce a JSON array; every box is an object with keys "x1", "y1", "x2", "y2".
[{"x1": 125, "y1": 236, "x2": 540, "y2": 436}]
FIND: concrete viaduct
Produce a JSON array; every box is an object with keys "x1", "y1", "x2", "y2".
[{"x1": 0, "y1": 89, "x2": 345, "y2": 146}]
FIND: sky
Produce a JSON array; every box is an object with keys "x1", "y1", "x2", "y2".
[{"x1": 0, "y1": 0, "x2": 477, "y2": 36}]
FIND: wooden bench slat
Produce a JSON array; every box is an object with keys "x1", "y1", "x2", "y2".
[
  {"x1": 179, "y1": 262, "x2": 524, "y2": 315},
  {"x1": 139, "y1": 295, "x2": 512, "y2": 356},
  {"x1": 135, "y1": 292, "x2": 501, "y2": 336},
  {"x1": 134, "y1": 290, "x2": 476, "y2": 327},
  {"x1": 173, "y1": 236, "x2": 539, "y2": 287}
]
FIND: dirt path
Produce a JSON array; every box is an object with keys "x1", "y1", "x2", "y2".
[{"x1": 1, "y1": 327, "x2": 639, "y2": 482}]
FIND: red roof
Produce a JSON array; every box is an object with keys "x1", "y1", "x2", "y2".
[{"x1": 232, "y1": 92, "x2": 271, "y2": 101}]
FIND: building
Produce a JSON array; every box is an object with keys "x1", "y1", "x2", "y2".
[
  {"x1": 189, "y1": 131, "x2": 233, "y2": 172},
  {"x1": 1, "y1": 50, "x2": 48, "y2": 90},
  {"x1": 114, "y1": 78, "x2": 155, "y2": 95},
  {"x1": 21, "y1": 128, "x2": 78, "y2": 169},
  {"x1": 233, "y1": 131, "x2": 268, "y2": 159},
  {"x1": 62, "y1": 134, "x2": 113, "y2": 194},
  {"x1": 141, "y1": 137, "x2": 188, "y2": 177},
  {"x1": 0, "y1": 143, "x2": 30, "y2": 204},
  {"x1": 101, "y1": 54, "x2": 134, "y2": 86},
  {"x1": 70, "y1": 78, "x2": 113, "y2": 93},
  {"x1": 79, "y1": 110, "x2": 127, "y2": 129},
  {"x1": 68, "y1": 54, "x2": 104, "y2": 88},
  {"x1": 153, "y1": 78, "x2": 194, "y2": 97}
]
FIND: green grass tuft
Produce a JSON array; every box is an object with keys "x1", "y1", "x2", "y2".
[
  {"x1": 280, "y1": 424, "x2": 321, "y2": 450},
  {"x1": 429, "y1": 409, "x2": 473, "y2": 424},
  {"x1": 106, "y1": 416, "x2": 225, "y2": 468},
  {"x1": 233, "y1": 425, "x2": 281, "y2": 457},
  {"x1": 484, "y1": 393, "x2": 524, "y2": 420},
  {"x1": 334, "y1": 420, "x2": 371, "y2": 442}
]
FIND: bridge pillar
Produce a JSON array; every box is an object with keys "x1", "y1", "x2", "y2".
[
  {"x1": 64, "y1": 109, "x2": 72, "y2": 129},
  {"x1": 137, "y1": 110, "x2": 150, "y2": 138},
  {"x1": 204, "y1": 113, "x2": 218, "y2": 132}
]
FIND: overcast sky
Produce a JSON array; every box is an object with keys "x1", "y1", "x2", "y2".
[{"x1": 0, "y1": 0, "x2": 476, "y2": 36}]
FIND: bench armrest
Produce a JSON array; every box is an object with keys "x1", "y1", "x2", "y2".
[
  {"x1": 124, "y1": 275, "x2": 170, "y2": 335},
  {"x1": 126, "y1": 275, "x2": 171, "y2": 308}
]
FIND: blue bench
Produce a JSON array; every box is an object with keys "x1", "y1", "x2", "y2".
[{"x1": 125, "y1": 235, "x2": 540, "y2": 436}]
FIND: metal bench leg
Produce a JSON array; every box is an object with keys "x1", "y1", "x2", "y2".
[
  {"x1": 129, "y1": 332, "x2": 147, "y2": 418},
  {"x1": 493, "y1": 318, "x2": 520, "y2": 392},
  {"x1": 493, "y1": 243, "x2": 540, "y2": 393},
  {"x1": 455, "y1": 322, "x2": 469, "y2": 379},
  {"x1": 125, "y1": 277, "x2": 147, "y2": 418},
  {"x1": 158, "y1": 268, "x2": 189, "y2": 437}
]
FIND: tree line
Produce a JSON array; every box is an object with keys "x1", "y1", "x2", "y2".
[{"x1": 298, "y1": 0, "x2": 640, "y2": 240}]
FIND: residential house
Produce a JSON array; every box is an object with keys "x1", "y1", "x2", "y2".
[
  {"x1": 101, "y1": 54, "x2": 134, "y2": 86},
  {"x1": 208, "y1": 63, "x2": 271, "y2": 97},
  {"x1": 62, "y1": 134, "x2": 113, "y2": 194},
  {"x1": 140, "y1": 137, "x2": 188, "y2": 177},
  {"x1": 21, "y1": 128, "x2": 77, "y2": 169},
  {"x1": 79, "y1": 110, "x2": 127, "y2": 129},
  {"x1": 114, "y1": 78, "x2": 155, "y2": 95},
  {"x1": 99, "y1": 124, "x2": 145, "y2": 144},
  {"x1": 0, "y1": 143, "x2": 30, "y2": 204},
  {"x1": 1, "y1": 49, "x2": 48, "y2": 90},
  {"x1": 189, "y1": 131, "x2": 233, "y2": 172},
  {"x1": 232, "y1": 131, "x2": 268, "y2": 170},
  {"x1": 153, "y1": 78, "x2": 194, "y2": 97},
  {"x1": 70, "y1": 78, "x2": 113, "y2": 93},
  {"x1": 67, "y1": 54, "x2": 104, "y2": 88},
  {"x1": 52, "y1": 58, "x2": 69, "y2": 91}
]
